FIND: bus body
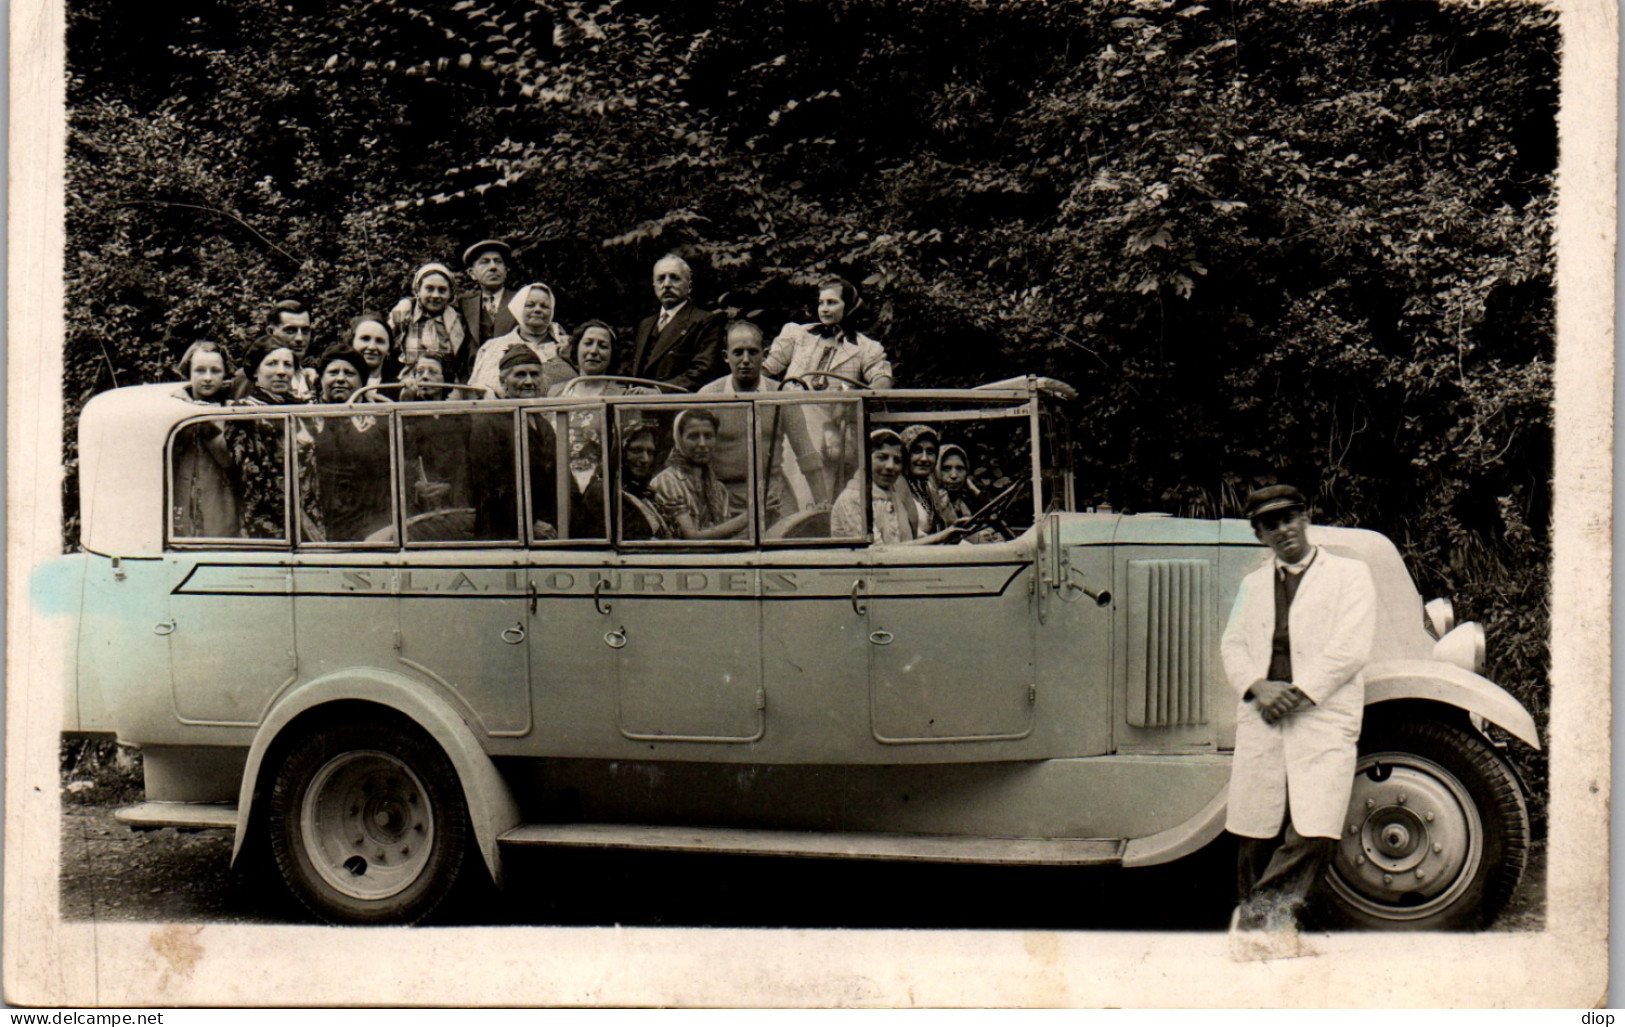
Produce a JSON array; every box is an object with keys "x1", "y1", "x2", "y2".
[{"x1": 51, "y1": 377, "x2": 1537, "y2": 926}]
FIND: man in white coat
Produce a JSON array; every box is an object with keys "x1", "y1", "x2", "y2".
[{"x1": 1221, "y1": 484, "x2": 1378, "y2": 932}]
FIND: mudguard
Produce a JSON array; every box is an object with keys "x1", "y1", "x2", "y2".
[
  {"x1": 1121, "y1": 660, "x2": 1540, "y2": 867},
  {"x1": 229, "y1": 668, "x2": 521, "y2": 887},
  {"x1": 1362, "y1": 659, "x2": 1541, "y2": 750}
]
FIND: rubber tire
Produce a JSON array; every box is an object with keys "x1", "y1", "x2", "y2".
[
  {"x1": 1320, "y1": 718, "x2": 1529, "y2": 930},
  {"x1": 268, "y1": 719, "x2": 470, "y2": 925}
]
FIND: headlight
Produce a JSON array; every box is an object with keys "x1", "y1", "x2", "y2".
[
  {"x1": 1423, "y1": 598, "x2": 1456, "y2": 640},
  {"x1": 1432, "y1": 621, "x2": 1485, "y2": 674}
]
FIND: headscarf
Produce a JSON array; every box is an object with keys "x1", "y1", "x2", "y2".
[
  {"x1": 670, "y1": 408, "x2": 720, "y2": 464},
  {"x1": 664, "y1": 407, "x2": 728, "y2": 527},
  {"x1": 811, "y1": 276, "x2": 863, "y2": 342},
  {"x1": 412, "y1": 262, "x2": 457, "y2": 294},
  {"x1": 865, "y1": 428, "x2": 914, "y2": 541},
  {"x1": 897, "y1": 423, "x2": 939, "y2": 529},
  {"x1": 506, "y1": 282, "x2": 562, "y2": 341},
  {"x1": 931, "y1": 443, "x2": 974, "y2": 525}
]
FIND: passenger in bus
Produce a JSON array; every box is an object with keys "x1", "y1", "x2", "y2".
[
  {"x1": 619, "y1": 421, "x2": 670, "y2": 540},
  {"x1": 170, "y1": 341, "x2": 240, "y2": 538},
  {"x1": 649, "y1": 408, "x2": 747, "y2": 541},
  {"x1": 698, "y1": 320, "x2": 826, "y2": 522},
  {"x1": 400, "y1": 354, "x2": 470, "y2": 528},
  {"x1": 763, "y1": 276, "x2": 894, "y2": 390},
  {"x1": 466, "y1": 347, "x2": 560, "y2": 540},
  {"x1": 347, "y1": 312, "x2": 405, "y2": 391},
  {"x1": 546, "y1": 320, "x2": 625, "y2": 397},
  {"x1": 388, "y1": 262, "x2": 470, "y2": 382},
  {"x1": 229, "y1": 298, "x2": 318, "y2": 400},
  {"x1": 830, "y1": 429, "x2": 964, "y2": 546},
  {"x1": 226, "y1": 337, "x2": 323, "y2": 540},
  {"x1": 931, "y1": 444, "x2": 999, "y2": 544},
  {"x1": 466, "y1": 282, "x2": 570, "y2": 396},
  {"x1": 898, "y1": 424, "x2": 941, "y2": 532},
  {"x1": 311, "y1": 346, "x2": 392, "y2": 541}
]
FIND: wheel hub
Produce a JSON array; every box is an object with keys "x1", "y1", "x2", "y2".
[
  {"x1": 1329, "y1": 752, "x2": 1482, "y2": 921},
  {"x1": 301, "y1": 750, "x2": 434, "y2": 901}
]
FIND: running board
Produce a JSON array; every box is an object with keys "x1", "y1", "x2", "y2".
[
  {"x1": 499, "y1": 823, "x2": 1126, "y2": 866},
  {"x1": 114, "y1": 801, "x2": 238, "y2": 831}
]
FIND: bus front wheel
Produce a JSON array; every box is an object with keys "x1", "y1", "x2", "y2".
[{"x1": 267, "y1": 719, "x2": 470, "y2": 925}]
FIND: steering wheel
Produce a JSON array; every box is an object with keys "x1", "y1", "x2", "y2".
[
  {"x1": 958, "y1": 478, "x2": 1030, "y2": 541},
  {"x1": 781, "y1": 371, "x2": 868, "y2": 391}
]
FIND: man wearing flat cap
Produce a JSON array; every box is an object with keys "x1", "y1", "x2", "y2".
[
  {"x1": 458, "y1": 239, "x2": 519, "y2": 348},
  {"x1": 1220, "y1": 484, "x2": 1378, "y2": 934}
]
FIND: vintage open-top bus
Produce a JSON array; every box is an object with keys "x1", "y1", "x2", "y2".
[{"x1": 48, "y1": 375, "x2": 1537, "y2": 926}]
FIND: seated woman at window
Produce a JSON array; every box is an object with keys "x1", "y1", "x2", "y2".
[
  {"x1": 311, "y1": 346, "x2": 392, "y2": 541},
  {"x1": 898, "y1": 424, "x2": 941, "y2": 532},
  {"x1": 170, "y1": 340, "x2": 239, "y2": 538},
  {"x1": 619, "y1": 421, "x2": 670, "y2": 540},
  {"x1": 466, "y1": 283, "x2": 570, "y2": 396},
  {"x1": 226, "y1": 337, "x2": 323, "y2": 540},
  {"x1": 347, "y1": 312, "x2": 405, "y2": 392},
  {"x1": 649, "y1": 409, "x2": 747, "y2": 541},
  {"x1": 831, "y1": 429, "x2": 965, "y2": 546},
  {"x1": 931, "y1": 443, "x2": 999, "y2": 545}
]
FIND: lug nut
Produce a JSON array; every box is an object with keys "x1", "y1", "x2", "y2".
[
  {"x1": 1349, "y1": 824, "x2": 1359, "y2": 835},
  {"x1": 1433, "y1": 843, "x2": 1443, "y2": 854},
  {"x1": 1355, "y1": 855, "x2": 1366, "y2": 866},
  {"x1": 1383, "y1": 874, "x2": 1393, "y2": 884},
  {"x1": 1365, "y1": 799, "x2": 1375, "y2": 809},
  {"x1": 1425, "y1": 812, "x2": 1434, "y2": 822},
  {"x1": 1397, "y1": 793, "x2": 1407, "y2": 805},
  {"x1": 1415, "y1": 869, "x2": 1425, "y2": 879}
]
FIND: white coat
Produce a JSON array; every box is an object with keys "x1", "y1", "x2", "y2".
[{"x1": 1220, "y1": 545, "x2": 1377, "y2": 839}]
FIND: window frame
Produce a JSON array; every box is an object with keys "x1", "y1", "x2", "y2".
[{"x1": 165, "y1": 409, "x2": 293, "y2": 550}]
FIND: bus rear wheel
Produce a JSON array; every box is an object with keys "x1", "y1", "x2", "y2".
[
  {"x1": 268, "y1": 719, "x2": 469, "y2": 925},
  {"x1": 1322, "y1": 718, "x2": 1529, "y2": 930}
]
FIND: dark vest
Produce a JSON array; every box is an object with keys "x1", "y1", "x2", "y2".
[{"x1": 1268, "y1": 561, "x2": 1311, "y2": 682}]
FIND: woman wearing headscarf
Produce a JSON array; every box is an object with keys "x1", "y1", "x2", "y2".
[
  {"x1": 170, "y1": 340, "x2": 240, "y2": 538},
  {"x1": 225, "y1": 336, "x2": 323, "y2": 540},
  {"x1": 648, "y1": 408, "x2": 747, "y2": 540},
  {"x1": 618, "y1": 421, "x2": 670, "y2": 540},
  {"x1": 347, "y1": 312, "x2": 406, "y2": 392},
  {"x1": 831, "y1": 429, "x2": 966, "y2": 546},
  {"x1": 466, "y1": 282, "x2": 571, "y2": 396},
  {"x1": 897, "y1": 423, "x2": 941, "y2": 533},
  {"x1": 387, "y1": 262, "x2": 470, "y2": 382},
  {"x1": 762, "y1": 276, "x2": 894, "y2": 390},
  {"x1": 930, "y1": 443, "x2": 999, "y2": 544}
]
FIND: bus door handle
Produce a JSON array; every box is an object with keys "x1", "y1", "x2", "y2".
[
  {"x1": 593, "y1": 578, "x2": 613, "y2": 616},
  {"x1": 604, "y1": 627, "x2": 627, "y2": 650},
  {"x1": 153, "y1": 620, "x2": 176, "y2": 636},
  {"x1": 868, "y1": 629, "x2": 894, "y2": 646},
  {"x1": 850, "y1": 579, "x2": 868, "y2": 616},
  {"x1": 501, "y1": 624, "x2": 526, "y2": 645}
]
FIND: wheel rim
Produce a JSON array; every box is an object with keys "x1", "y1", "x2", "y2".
[
  {"x1": 300, "y1": 749, "x2": 435, "y2": 902},
  {"x1": 1328, "y1": 751, "x2": 1483, "y2": 921}
]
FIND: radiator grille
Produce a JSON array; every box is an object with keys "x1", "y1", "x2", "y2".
[{"x1": 1126, "y1": 559, "x2": 1211, "y2": 727}]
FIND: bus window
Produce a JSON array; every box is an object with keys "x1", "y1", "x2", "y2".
[
  {"x1": 758, "y1": 396, "x2": 865, "y2": 543},
  {"x1": 400, "y1": 409, "x2": 521, "y2": 545},
  {"x1": 213, "y1": 413, "x2": 303, "y2": 543},
  {"x1": 616, "y1": 403, "x2": 751, "y2": 545},
  {"x1": 169, "y1": 417, "x2": 242, "y2": 541},
  {"x1": 541, "y1": 407, "x2": 609, "y2": 543},
  {"x1": 300, "y1": 412, "x2": 394, "y2": 545}
]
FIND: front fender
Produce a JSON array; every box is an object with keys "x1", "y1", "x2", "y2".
[
  {"x1": 230, "y1": 668, "x2": 521, "y2": 887},
  {"x1": 1363, "y1": 659, "x2": 1541, "y2": 750}
]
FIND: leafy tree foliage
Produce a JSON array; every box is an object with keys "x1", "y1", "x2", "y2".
[{"x1": 66, "y1": 0, "x2": 1556, "y2": 819}]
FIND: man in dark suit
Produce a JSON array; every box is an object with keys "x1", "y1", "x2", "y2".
[
  {"x1": 628, "y1": 253, "x2": 723, "y2": 392},
  {"x1": 457, "y1": 239, "x2": 519, "y2": 348}
]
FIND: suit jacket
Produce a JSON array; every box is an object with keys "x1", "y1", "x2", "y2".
[
  {"x1": 458, "y1": 288, "x2": 519, "y2": 349},
  {"x1": 1220, "y1": 542, "x2": 1378, "y2": 839},
  {"x1": 630, "y1": 302, "x2": 723, "y2": 391}
]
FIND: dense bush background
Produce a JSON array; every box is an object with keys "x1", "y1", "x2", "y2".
[{"x1": 65, "y1": 0, "x2": 1556, "y2": 823}]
